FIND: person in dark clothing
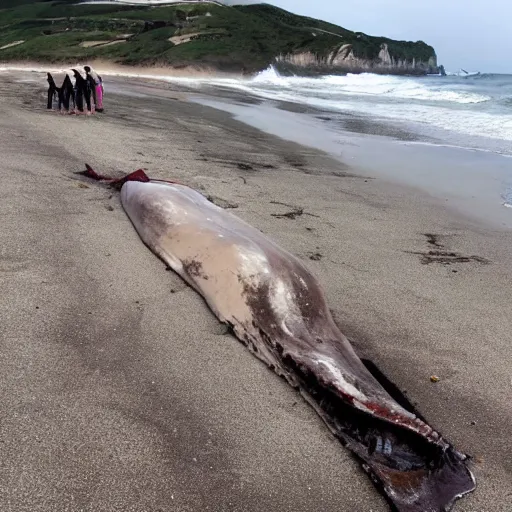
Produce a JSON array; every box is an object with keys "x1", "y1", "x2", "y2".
[
  {"x1": 86, "y1": 72, "x2": 96, "y2": 111},
  {"x1": 46, "y1": 72, "x2": 59, "y2": 110},
  {"x1": 83, "y1": 77, "x2": 92, "y2": 114},
  {"x1": 71, "y1": 69, "x2": 84, "y2": 113},
  {"x1": 72, "y1": 69, "x2": 91, "y2": 114},
  {"x1": 60, "y1": 72, "x2": 75, "y2": 113}
]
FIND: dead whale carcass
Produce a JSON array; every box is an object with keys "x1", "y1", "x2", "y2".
[{"x1": 81, "y1": 165, "x2": 476, "y2": 512}]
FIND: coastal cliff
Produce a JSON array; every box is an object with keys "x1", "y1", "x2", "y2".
[
  {"x1": 0, "y1": 1, "x2": 439, "y2": 76},
  {"x1": 275, "y1": 44, "x2": 438, "y2": 76},
  {"x1": 241, "y1": 4, "x2": 439, "y2": 76}
]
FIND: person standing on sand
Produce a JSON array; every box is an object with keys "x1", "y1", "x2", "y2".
[
  {"x1": 60, "y1": 71, "x2": 76, "y2": 114},
  {"x1": 84, "y1": 66, "x2": 104, "y2": 112},
  {"x1": 72, "y1": 69, "x2": 92, "y2": 115},
  {"x1": 46, "y1": 72, "x2": 59, "y2": 110},
  {"x1": 85, "y1": 71, "x2": 95, "y2": 113}
]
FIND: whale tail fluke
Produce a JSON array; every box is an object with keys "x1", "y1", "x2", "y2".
[
  {"x1": 79, "y1": 163, "x2": 107, "y2": 181},
  {"x1": 78, "y1": 164, "x2": 150, "y2": 189},
  {"x1": 79, "y1": 164, "x2": 183, "y2": 189}
]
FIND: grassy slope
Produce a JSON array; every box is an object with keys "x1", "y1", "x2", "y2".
[{"x1": 0, "y1": 1, "x2": 437, "y2": 73}]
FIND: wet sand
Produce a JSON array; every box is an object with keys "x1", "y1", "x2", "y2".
[
  {"x1": 0, "y1": 71, "x2": 511, "y2": 511},
  {"x1": 190, "y1": 98, "x2": 512, "y2": 230}
]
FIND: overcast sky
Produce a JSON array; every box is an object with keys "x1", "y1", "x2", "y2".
[{"x1": 246, "y1": 0, "x2": 510, "y2": 73}]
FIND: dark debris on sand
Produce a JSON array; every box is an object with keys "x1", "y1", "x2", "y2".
[
  {"x1": 408, "y1": 233, "x2": 490, "y2": 266},
  {"x1": 270, "y1": 201, "x2": 319, "y2": 220},
  {"x1": 205, "y1": 195, "x2": 239, "y2": 209}
]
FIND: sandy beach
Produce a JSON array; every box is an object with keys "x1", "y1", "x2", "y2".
[{"x1": 0, "y1": 70, "x2": 511, "y2": 511}]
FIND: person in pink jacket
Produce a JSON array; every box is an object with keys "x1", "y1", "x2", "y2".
[{"x1": 84, "y1": 66, "x2": 104, "y2": 113}]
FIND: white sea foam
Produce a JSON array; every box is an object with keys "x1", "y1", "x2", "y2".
[
  {"x1": 504, "y1": 191, "x2": 512, "y2": 208},
  {"x1": 250, "y1": 67, "x2": 491, "y2": 104}
]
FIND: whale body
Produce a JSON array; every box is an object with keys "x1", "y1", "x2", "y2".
[{"x1": 83, "y1": 166, "x2": 476, "y2": 511}]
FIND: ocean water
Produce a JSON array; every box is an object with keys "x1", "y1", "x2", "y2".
[{"x1": 167, "y1": 67, "x2": 512, "y2": 157}]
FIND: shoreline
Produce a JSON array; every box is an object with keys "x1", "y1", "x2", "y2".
[
  {"x1": 190, "y1": 96, "x2": 512, "y2": 230},
  {"x1": 4, "y1": 61, "x2": 510, "y2": 160},
  {"x1": 1, "y1": 71, "x2": 511, "y2": 511},
  {"x1": 84, "y1": 71, "x2": 512, "y2": 230}
]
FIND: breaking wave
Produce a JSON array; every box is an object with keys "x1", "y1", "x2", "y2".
[
  {"x1": 504, "y1": 190, "x2": 512, "y2": 208},
  {"x1": 234, "y1": 67, "x2": 512, "y2": 147},
  {"x1": 252, "y1": 67, "x2": 491, "y2": 104}
]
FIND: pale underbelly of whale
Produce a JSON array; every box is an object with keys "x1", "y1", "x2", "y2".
[{"x1": 115, "y1": 177, "x2": 475, "y2": 512}]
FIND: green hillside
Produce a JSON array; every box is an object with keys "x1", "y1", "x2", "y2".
[{"x1": 0, "y1": 1, "x2": 438, "y2": 74}]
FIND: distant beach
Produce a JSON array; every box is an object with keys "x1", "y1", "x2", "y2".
[{"x1": 1, "y1": 67, "x2": 511, "y2": 511}]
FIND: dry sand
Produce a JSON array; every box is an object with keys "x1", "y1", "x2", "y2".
[{"x1": 0, "y1": 72, "x2": 511, "y2": 511}]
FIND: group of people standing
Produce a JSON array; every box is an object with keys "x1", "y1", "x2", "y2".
[{"x1": 47, "y1": 66, "x2": 104, "y2": 115}]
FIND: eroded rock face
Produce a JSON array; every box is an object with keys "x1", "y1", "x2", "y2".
[{"x1": 275, "y1": 43, "x2": 438, "y2": 76}]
